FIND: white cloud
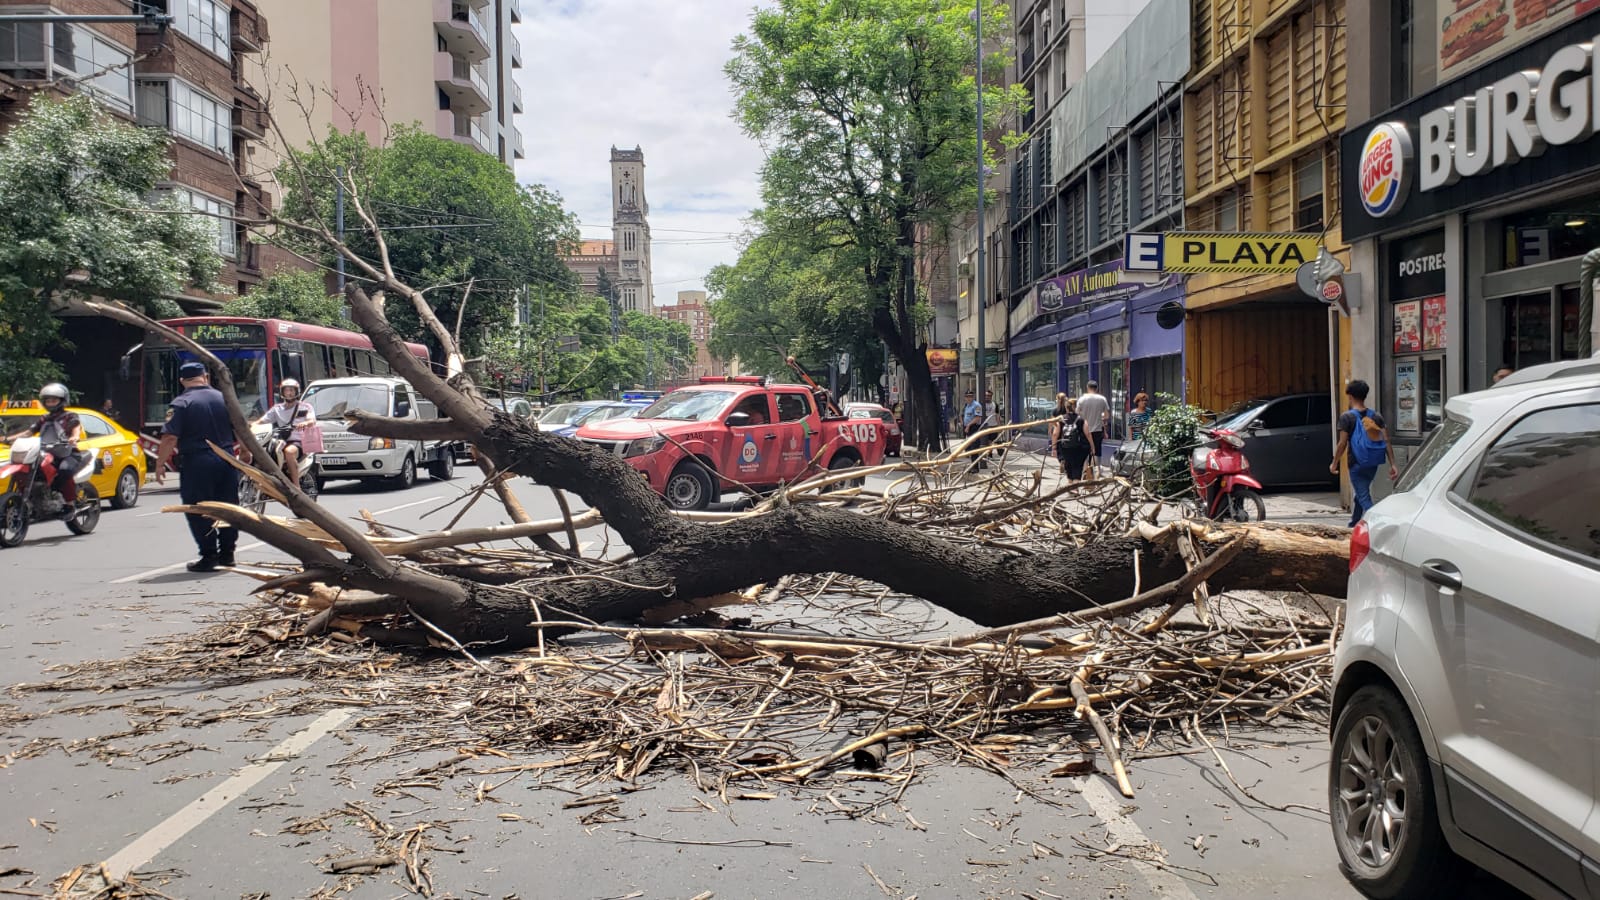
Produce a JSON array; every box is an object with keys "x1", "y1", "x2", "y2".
[{"x1": 512, "y1": 0, "x2": 767, "y2": 307}]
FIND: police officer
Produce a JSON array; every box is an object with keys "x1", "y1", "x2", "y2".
[{"x1": 155, "y1": 361, "x2": 241, "y2": 572}]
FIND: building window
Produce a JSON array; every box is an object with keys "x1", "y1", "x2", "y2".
[
  {"x1": 0, "y1": 22, "x2": 132, "y2": 112},
  {"x1": 1218, "y1": 190, "x2": 1239, "y2": 231},
  {"x1": 1294, "y1": 153, "x2": 1323, "y2": 233},
  {"x1": 140, "y1": 79, "x2": 232, "y2": 156},
  {"x1": 166, "y1": 187, "x2": 236, "y2": 258},
  {"x1": 145, "y1": 0, "x2": 231, "y2": 61}
]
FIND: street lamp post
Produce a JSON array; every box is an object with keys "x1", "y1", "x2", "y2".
[{"x1": 973, "y1": 1, "x2": 987, "y2": 409}]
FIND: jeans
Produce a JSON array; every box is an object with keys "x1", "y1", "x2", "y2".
[{"x1": 1349, "y1": 464, "x2": 1378, "y2": 527}]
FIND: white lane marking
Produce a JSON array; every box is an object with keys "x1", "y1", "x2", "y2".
[
  {"x1": 112, "y1": 541, "x2": 267, "y2": 584},
  {"x1": 100, "y1": 709, "x2": 350, "y2": 881},
  {"x1": 1076, "y1": 776, "x2": 1201, "y2": 900},
  {"x1": 111, "y1": 496, "x2": 440, "y2": 583}
]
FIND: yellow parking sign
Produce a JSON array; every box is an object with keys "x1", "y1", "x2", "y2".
[{"x1": 1123, "y1": 232, "x2": 1322, "y2": 274}]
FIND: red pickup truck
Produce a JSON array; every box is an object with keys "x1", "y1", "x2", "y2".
[{"x1": 574, "y1": 376, "x2": 888, "y2": 510}]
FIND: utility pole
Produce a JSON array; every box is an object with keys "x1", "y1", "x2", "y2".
[
  {"x1": 973, "y1": 0, "x2": 987, "y2": 406},
  {"x1": 335, "y1": 165, "x2": 346, "y2": 292}
]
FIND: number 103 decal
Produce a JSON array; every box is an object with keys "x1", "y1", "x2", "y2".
[{"x1": 849, "y1": 422, "x2": 878, "y2": 442}]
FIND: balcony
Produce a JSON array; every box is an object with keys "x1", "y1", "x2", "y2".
[
  {"x1": 434, "y1": 52, "x2": 491, "y2": 115},
  {"x1": 512, "y1": 80, "x2": 523, "y2": 114},
  {"x1": 230, "y1": 0, "x2": 267, "y2": 53},
  {"x1": 231, "y1": 90, "x2": 268, "y2": 139},
  {"x1": 510, "y1": 0, "x2": 522, "y2": 23},
  {"x1": 511, "y1": 32, "x2": 523, "y2": 68},
  {"x1": 434, "y1": 0, "x2": 491, "y2": 62},
  {"x1": 513, "y1": 128, "x2": 524, "y2": 160},
  {"x1": 437, "y1": 109, "x2": 489, "y2": 153}
]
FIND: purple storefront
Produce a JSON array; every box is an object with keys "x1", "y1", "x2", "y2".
[{"x1": 1009, "y1": 260, "x2": 1186, "y2": 454}]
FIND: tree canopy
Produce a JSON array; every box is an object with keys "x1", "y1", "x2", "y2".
[
  {"x1": 0, "y1": 94, "x2": 220, "y2": 393},
  {"x1": 726, "y1": 0, "x2": 1025, "y2": 444},
  {"x1": 276, "y1": 126, "x2": 579, "y2": 356},
  {"x1": 226, "y1": 267, "x2": 351, "y2": 329}
]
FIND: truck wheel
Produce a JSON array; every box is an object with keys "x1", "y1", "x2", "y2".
[
  {"x1": 390, "y1": 454, "x2": 417, "y2": 490},
  {"x1": 111, "y1": 466, "x2": 140, "y2": 509},
  {"x1": 828, "y1": 453, "x2": 865, "y2": 489},
  {"x1": 664, "y1": 461, "x2": 714, "y2": 511},
  {"x1": 428, "y1": 453, "x2": 455, "y2": 481}
]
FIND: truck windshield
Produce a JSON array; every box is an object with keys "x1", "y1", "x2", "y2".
[
  {"x1": 303, "y1": 384, "x2": 390, "y2": 419},
  {"x1": 639, "y1": 390, "x2": 736, "y2": 421}
]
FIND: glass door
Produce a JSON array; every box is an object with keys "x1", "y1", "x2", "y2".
[
  {"x1": 1559, "y1": 285, "x2": 1583, "y2": 360},
  {"x1": 1501, "y1": 291, "x2": 1553, "y2": 371}
]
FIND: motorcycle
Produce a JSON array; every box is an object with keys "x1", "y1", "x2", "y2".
[
  {"x1": 1187, "y1": 427, "x2": 1267, "y2": 522},
  {"x1": 0, "y1": 437, "x2": 101, "y2": 547},
  {"x1": 238, "y1": 423, "x2": 320, "y2": 514}
]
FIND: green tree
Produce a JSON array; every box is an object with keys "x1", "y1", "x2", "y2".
[
  {"x1": 727, "y1": 0, "x2": 1026, "y2": 446},
  {"x1": 227, "y1": 267, "x2": 351, "y2": 329},
  {"x1": 0, "y1": 94, "x2": 220, "y2": 394},
  {"x1": 276, "y1": 126, "x2": 578, "y2": 356}
]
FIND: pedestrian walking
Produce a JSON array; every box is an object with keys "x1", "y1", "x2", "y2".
[
  {"x1": 1049, "y1": 393, "x2": 1091, "y2": 481},
  {"x1": 155, "y1": 361, "x2": 243, "y2": 572},
  {"x1": 1075, "y1": 380, "x2": 1111, "y2": 477},
  {"x1": 961, "y1": 389, "x2": 998, "y2": 471},
  {"x1": 1331, "y1": 379, "x2": 1398, "y2": 528},
  {"x1": 1128, "y1": 392, "x2": 1153, "y2": 441}
]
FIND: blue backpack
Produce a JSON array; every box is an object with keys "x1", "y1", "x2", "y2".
[{"x1": 1349, "y1": 410, "x2": 1387, "y2": 468}]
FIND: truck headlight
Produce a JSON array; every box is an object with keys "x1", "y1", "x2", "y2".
[
  {"x1": 369, "y1": 437, "x2": 394, "y2": 450},
  {"x1": 622, "y1": 436, "x2": 665, "y2": 458}
]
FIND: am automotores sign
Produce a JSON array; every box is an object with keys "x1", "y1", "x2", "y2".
[
  {"x1": 1035, "y1": 261, "x2": 1139, "y2": 316},
  {"x1": 1343, "y1": 14, "x2": 1600, "y2": 240},
  {"x1": 1124, "y1": 232, "x2": 1321, "y2": 274}
]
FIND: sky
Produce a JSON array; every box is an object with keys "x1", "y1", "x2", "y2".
[{"x1": 511, "y1": 0, "x2": 768, "y2": 309}]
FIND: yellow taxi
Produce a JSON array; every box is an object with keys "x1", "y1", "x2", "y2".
[{"x1": 0, "y1": 400, "x2": 149, "y2": 509}]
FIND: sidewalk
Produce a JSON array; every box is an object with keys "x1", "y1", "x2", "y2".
[{"x1": 895, "y1": 444, "x2": 1348, "y2": 526}]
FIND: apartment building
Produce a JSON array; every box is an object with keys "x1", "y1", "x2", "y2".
[
  {"x1": 0, "y1": 0, "x2": 273, "y2": 415},
  {"x1": 251, "y1": 0, "x2": 523, "y2": 166},
  {"x1": 1181, "y1": 0, "x2": 1349, "y2": 412},
  {"x1": 656, "y1": 289, "x2": 723, "y2": 385}
]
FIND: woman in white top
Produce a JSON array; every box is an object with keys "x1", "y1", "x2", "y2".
[{"x1": 254, "y1": 378, "x2": 316, "y2": 484}]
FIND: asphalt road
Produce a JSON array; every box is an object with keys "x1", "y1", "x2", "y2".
[{"x1": 0, "y1": 470, "x2": 1498, "y2": 899}]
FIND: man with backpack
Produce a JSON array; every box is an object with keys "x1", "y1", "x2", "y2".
[{"x1": 1330, "y1": 380, "x2": 1399, "y2": 527}]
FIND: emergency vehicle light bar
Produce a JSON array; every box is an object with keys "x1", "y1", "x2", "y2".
[{"x1": 698, "y1": 375, "x2": 767, "y2": 385}]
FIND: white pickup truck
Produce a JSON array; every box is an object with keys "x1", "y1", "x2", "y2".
[{"x1": 301, "y1": 377, "x2": 461, "y2": 489}]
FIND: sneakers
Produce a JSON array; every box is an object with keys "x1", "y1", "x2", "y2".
[{"x1": 186, "y1": 556, "x2": 221, "y2": 573}]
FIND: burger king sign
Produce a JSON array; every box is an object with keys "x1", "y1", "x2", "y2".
[{"x1": 1359, "y1": 123, "x2": 1413, "y2": 218}]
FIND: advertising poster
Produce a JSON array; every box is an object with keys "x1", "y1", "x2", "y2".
[
  {"x1": 1422, "y1": 295, "x2": 1447, "y2": 350},
  {"x1": 1394, "y1": 300, "x2": 1423, "y2": 353},
  {"x1": 926, "y1": 349, "x2": 959, "y2": 377},
  {"x1": 1395, "y1": 359, "x2": 1421, "y2": 433},
  {"x1": 1439, "y1": 0, "x2": 1600, "y2": 81}
]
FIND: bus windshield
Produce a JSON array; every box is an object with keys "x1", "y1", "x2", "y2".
[
  {"x1": 303, "y1": 383, "x2": 391, "y2": 419},
  {"x1": 144, "y1": 348, "x2": 269, "y2": 426}
]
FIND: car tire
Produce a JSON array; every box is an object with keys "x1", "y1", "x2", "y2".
[
  {"x1": 828, "y1": 453, "x2": 865, "y2": 489},
  {"x1": 1330, "y1": 684, "x2": 1462, "y2": 899},
  {"x1": 110, "y1": 466, "x2": 140, "y2": 509},
  {"x1": 0, "y1": 492, "x2": 28, "y2": 548},
  {"x1": 428, "y1": 453, "x2": 455, "y2": 481},
  {"x1": 664, "y1": 461, "x2": 714, "y2": 511},
  {"x1": 390, "y1": 454, "x2": 417, "y2": 490},
  {"x1": 66, "y1": 485, "x2": 100, "y2": 535}
]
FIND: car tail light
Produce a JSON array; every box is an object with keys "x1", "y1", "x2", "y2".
[{"x1": 1349, "y1": 520, "x2": 1371, "y2": 573}]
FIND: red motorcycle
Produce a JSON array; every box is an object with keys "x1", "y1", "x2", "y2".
[
  {"x1": 0, "y1": 437, "x2": 100, "y2": 547},
  {"x1": 1187, "y1": 427, "x2": 1267, "y2": 522}
]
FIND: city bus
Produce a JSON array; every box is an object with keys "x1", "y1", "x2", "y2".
[{"x1": 138, "y1": 317, "x2": 430, "y2": 433}]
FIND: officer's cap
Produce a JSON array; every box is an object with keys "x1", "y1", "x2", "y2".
[{"x1": 178, "y1": 361, "x2": 207, "y2": 379}]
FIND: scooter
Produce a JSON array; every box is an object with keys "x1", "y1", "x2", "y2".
[
  {"x1": 238, "y1": 423, "x2": 320, "y2": 514},
  {"x1": 0, "y1": 437, "x2": 100, "y2": 547},
  {"x1": 1187, "y1": 427, "x2": 1267, "y2": 522}
]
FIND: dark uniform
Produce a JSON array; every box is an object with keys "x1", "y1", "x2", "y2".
[{"x1": 163, "y1": 365, "x2": 240, "y2": 562}]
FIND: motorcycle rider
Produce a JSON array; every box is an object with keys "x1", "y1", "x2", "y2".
[
  {"x1": 253, "y1": 379, "x2": 316, "y2": 485},
  {"x1": 6, "y1": 384, "x2": 87, "y2": 518}
]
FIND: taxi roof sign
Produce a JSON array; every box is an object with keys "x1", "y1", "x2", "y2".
[{"x1": 2, "y1": 398, "x2": 43, "y2": 410}]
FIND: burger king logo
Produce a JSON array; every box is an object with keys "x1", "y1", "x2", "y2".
[{"x1": 1359, "y1": 123, "x2": 1413, "y2": 218}]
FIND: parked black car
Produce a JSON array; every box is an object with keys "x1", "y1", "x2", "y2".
[{"x1": 1209, "y1": 393, "x2": 1338, "y2": 488}]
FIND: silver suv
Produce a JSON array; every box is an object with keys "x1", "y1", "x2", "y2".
[{"x1": 1329, "y1": 355, "x2": 1600, "y2": 899}]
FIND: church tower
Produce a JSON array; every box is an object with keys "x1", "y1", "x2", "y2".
[{"x1": 610, "y1": 146, "x2": 654, "y2": 313}]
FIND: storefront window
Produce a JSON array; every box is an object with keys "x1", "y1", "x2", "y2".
[
  {"x1": 1131, "y1": 354, "x2": 1183, "y2": 406},
  {"x1": 1098, "y1": 329, "x2": 1129, "y2": 441},
  {"x1": 1018, "y1": 349, "x2": 1057, "y2": 435},
  {"x1": 1065, "y1": 340, "x2": 1090, "y2": 399},
  {"x1": 1386, "y1": 231, "x2": 1447, "y2": 437}
]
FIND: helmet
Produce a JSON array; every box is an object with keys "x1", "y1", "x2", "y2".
[
  {"x1": 39, "y1": 383, "x2": 69, "y2": 405},
  {"x1": 279, "y1": 378, "x2": 301, "y2": 397}
]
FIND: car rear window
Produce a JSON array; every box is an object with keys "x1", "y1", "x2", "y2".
[{"x1": 1393, "y1": 415, "x2": 1470, "y2": 494}]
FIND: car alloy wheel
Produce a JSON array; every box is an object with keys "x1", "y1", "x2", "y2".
[{"x1": 1336, "y1": 714, "x2": 1409, "y2": 870}]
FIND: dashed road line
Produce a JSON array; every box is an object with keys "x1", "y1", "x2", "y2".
[{"x1": 1076, "y1": 775, "x2": 1202, "y2": 900}]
